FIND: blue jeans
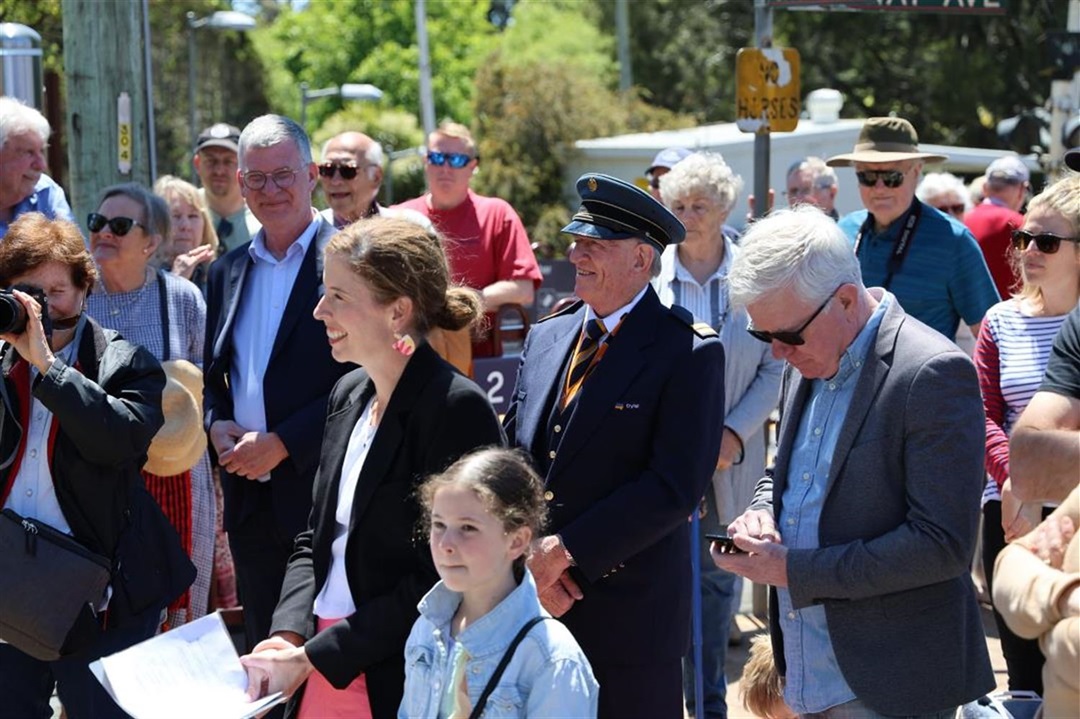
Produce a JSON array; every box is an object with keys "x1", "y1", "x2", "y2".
[
  {"x1": 682, "y1": 556, "x2": 739, "y2": 719},
  {"x1": 0, "y1": 605, "x2": 163, "y2": 719},
  {"x1": 803, "y1": 698, "x2": 958, "y2": 719}
]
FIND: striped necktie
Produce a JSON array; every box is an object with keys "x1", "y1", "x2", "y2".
[{"x1": 562, "y1": 318, "x2": 607, "y2": 409}]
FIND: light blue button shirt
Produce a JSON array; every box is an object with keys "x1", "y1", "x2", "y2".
[
  {"x1": 230, "y1": 219, "x2": 318, "y2": 481},
  {"x1": 776, "y1": 293, "x2": 890, "y2": 715},
  {"x1": 0, "y1": 175, "x2": 76, "y2": 238}
]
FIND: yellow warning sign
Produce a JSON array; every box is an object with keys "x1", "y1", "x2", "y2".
[{"x1": 736, "y1": 47, "x2": 801, "y2": 133}]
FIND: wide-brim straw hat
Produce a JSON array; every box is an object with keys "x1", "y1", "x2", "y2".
[
  {"x1": 143, "y1": 361, "x2": 206, "y2": 477},
  {"x1": 827, "y1": 117, "x2": 949, "y2": 167}
]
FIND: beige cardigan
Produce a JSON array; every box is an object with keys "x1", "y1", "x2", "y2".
[{"x1": 994, "y1": 487, "x2": 1080, "y2": 719}]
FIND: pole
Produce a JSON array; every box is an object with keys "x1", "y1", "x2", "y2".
[
  {"x1": 187, "y1": 12, "x2": 197, "y2": 168},
  {"x1": 752, "y1": 0, "x2": 773, "y2": 222},
  {"x1": 415, "y1": 0, "x2": 436, "y2": 137},
  {"x1": 61, "y1": 0, "x2": 152, "y2": 225},
  {"x1": 615, "y1": 0, "x2": 632, "y2": 93},
  {"x1": 300, "y1": 82, "x2": 309, "y2": 132},
  {"x1": 141, "y1": 0, "x2": 156, "y2": 182}
]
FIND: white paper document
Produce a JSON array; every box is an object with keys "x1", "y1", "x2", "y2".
[{"x1": 90, "y1": 612, "x2": 285, "y2": 719}]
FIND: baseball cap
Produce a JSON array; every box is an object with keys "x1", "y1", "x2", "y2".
[
  {"x1": 646, "y1": 147, "x2": 693, "y2": 176},
  {"x1": 195, "y1": 123, "x2": 241, "y2": 154},
  {"x1": 984, "y1": 155, "x2": 1030, "y2": 184}
]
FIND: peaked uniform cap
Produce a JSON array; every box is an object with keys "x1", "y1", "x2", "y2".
[{"x1": 561, "y1": 173, "x2": 686, "y2": 252}]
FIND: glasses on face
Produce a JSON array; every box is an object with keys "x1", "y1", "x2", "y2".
[
  {"x1": 426, "y1": 151, "x2": 473, "y2": 169},
  {"x1": 855, "y1": 170, "x2": 906, "y2": 188},
  {"x1": 747, "y1": 288, "x2": 839, "y2": 346},
  {"x1": 87, "y1": 213, "x2": 144, "y2": 236},
  {"x1": 318, "y1": 162, "x2": 360, "y2": 180},
  {"x1": 241, "y1": 167, "x2": 301, "y2": 191},
  {"x1": 935, "y1": 204, "x2": 966, "y2": 217},
  {"x1": 1011, "y1": 229, "x2": 1080, "y2": 255}
]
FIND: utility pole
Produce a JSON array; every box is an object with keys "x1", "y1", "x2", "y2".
[
  {"x1": 415, "y1": 0, "x2": 436, "y2": 138},
  {"x1": 615, "y1": 0, "x2": 632, "y2": 93},
  {"x1": 61, "y1": 0, "x2": 153, "y2": 227}
]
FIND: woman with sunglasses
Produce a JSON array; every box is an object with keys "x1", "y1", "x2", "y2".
[
  {"x1": 153, "y1": 175, "x2": 222, "y2": 296},
  {"x1": 0, "y1": 213, "x2": 193, "y2": 719},
  {"x1": 974, "y1": 175, "x2": 1080, "y2": 695},
  {"x1": 916, "y1": 172, "x2": 971, "y2": 221},
  {"x1": 84, "y1": 183, "x2": 215, "y2": 630}
]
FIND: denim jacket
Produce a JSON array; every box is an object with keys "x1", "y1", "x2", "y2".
[{"x1": 398, "y1": 569, "x2": 599, "y2": 718}]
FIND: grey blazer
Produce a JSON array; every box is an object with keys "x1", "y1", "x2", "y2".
[{"x1": 750, "y1": 295, "x2": 995, "y2": 715}]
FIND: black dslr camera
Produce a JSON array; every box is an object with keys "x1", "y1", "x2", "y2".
[{"x1": 0, "y1": 285, "x2": 50, "y2": 335}]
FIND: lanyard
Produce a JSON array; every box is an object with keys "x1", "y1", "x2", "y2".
[{"x1": 854, "y1": 200, "x2": 923, "y2": 291}]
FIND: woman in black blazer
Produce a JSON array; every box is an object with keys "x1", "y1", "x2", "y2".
[{"x1": 241, "y1": 217, "x2": 504, "y2": 718}]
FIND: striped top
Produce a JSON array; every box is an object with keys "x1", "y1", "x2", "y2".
[
  {"x1": 974, "y1": 298, "x2": 1069, "y2": 504},
  {"x1": 85, "y1": 269, "x2": 206, "y2": 366}
]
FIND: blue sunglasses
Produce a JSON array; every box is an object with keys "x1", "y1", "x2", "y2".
[{"x1": 426, "y1": 151, "x2": 474, "y2": 169}]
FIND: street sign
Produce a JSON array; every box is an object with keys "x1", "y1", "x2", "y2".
[
  {"x1": 764, "y1": 0, "x2": 1007, "y2": 13},
  {"x1": 735, "y1": 47, "x2": 801, "y2": 133}
]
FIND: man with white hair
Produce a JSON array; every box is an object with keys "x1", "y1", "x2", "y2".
[
  {"x1": 784, "y1": 157, "x2": 839, "y2": 219},
  {"x1": 0, "y1": 96, "x2": 74, "y2": 236},
  {"x1": 713, "y1": 204, "x2": 994, "y2": 718}
]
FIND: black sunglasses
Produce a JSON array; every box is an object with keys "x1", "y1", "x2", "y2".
[
  {"x1": 855, "y1": 170, "x2": 906, "y2": 188},
  {"x1": 747, "y1": 288, "x2": 839, "y2": 346},
  {"x1": 935, "y1": 204, "x2": 966, "y2": 217},
  {"x1": 318, "y1": 162, "x2": 360, "y2": 180},
  {"x1": 87, "y1": 213, "x2": 144, "y2": 236},
  {"x1": 1011, "y1": 229, "x2": 1080, "y2": 255},
  {"x1": 426, "y1": 151, "x2": 473, "y2": 169}
]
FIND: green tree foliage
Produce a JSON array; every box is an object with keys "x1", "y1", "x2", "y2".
[
  {"x1": 771, "y1": 0, "x2": 1068, "y2": 148},
  {"x1": 151, "y1": 0, "x2": 269, "y2": 178},
  {"x1": 472, "y1": 1, "x2": 693, "y2": 257},
  {"x1": 251, "y1": 0, "x2": 498, "y2": 132}
]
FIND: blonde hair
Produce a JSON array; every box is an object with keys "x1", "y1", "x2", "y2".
[
  {"x1": 325, "y1": 216, "x2": 482, "y2": 335},
  {"x1": 740, "y1": 634, "x2": 790, "y2": 719},
  {"x1": 1013, "y1": 175, "x2": 1080, "y2": 304},
  {"x1": 153, "y1": 175, "x2": 220, "y2": 259},
  {"x1": 429, "y1": 121, "x2": 476, "y2": 156}
]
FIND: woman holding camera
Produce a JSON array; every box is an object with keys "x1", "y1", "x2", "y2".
[
  {"x1": 0, "y1": 213, "x2": 192, "y2": 719},
  {"x1": 85, "y1": 182, "x2": 215, "y2": 629}
]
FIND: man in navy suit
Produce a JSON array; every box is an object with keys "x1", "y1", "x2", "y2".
[
  {"x1": 714, "y1": 206, "x2": 994, "y2": 717},
  {"x1": 204, "y1": 114, "x2": 350, "y2": 653},
  {"x1": 504, "y1": 174, "x2": 726, "y2": 718}
]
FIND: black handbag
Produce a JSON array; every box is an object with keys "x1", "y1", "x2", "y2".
[{"x1": 0, "y1": 509, "x2": 111, "y2": 661}]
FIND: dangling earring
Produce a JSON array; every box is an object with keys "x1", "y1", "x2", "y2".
[{"x1": 392, "y1": 332, "x2": 416, "y2": 357}]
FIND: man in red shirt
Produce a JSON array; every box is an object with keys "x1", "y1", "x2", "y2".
[
  {"x1": 964, "y1": 155, "x2": 1029, "y2": 299},
  {"x1": 394, "y1": 122, "x2": 541, "y2": 358}
]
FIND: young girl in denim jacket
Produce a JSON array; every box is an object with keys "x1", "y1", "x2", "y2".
[{"x1": 399, "y1": 448, "x2": 598, "y2": 718}]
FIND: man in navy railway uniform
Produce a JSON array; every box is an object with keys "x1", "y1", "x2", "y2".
[{"x1": 504, "y1": 173, "x2": 727, "y2": 718}]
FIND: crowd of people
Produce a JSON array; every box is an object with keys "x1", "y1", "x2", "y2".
[{"x1": 1, "y1": 89, "x2": 1078, "y2": 719}]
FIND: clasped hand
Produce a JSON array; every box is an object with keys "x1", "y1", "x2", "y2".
[
  {"x1": 528, "y1": 535, "x2": 583, "y2": 617},
  {"x1": 210, "y1": 421, "x2": 288, "y2": 480},
  {"x1": 240, "y1": 634, "x2": 312, "y2": 705}
]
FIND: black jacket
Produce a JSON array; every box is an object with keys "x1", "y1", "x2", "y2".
[{"x1": 0, "y1": 317, "x2": 194, "y2": 626}]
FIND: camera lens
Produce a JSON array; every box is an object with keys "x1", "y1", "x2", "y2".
[{"x1": 0, "y1": 292, "x2": 28, "y2": 334}]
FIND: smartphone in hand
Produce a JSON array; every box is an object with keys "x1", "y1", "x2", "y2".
[{"x1": 706, "y1": 533, "x2": 746, "y2": 554}]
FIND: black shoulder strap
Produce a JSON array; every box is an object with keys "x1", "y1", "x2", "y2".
[
  {"x1": 156, "y1": 269, "x2": 171, "y2": 362},
  {"x1": 468, "y1": 616, "x2": 548, "y2": 719}
]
